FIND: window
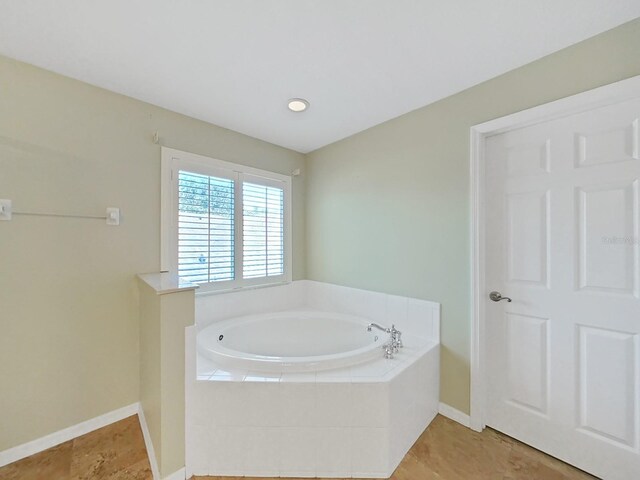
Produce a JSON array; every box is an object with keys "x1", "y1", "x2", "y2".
[
  {"x1": 161, "y1": 147, "x2": 291, "y2": 292},
  {"x1": 242, "y1": 182, "x2": 285, "y2": 279},
  {"x1": 177, "y1": 171, "x2": 235, "y2": 283}
]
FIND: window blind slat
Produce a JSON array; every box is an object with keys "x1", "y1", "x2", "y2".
[
  {"x1": 242, "y1": 181, "x2": 284, "y2": 279},
  {"x1": 178, "y1": 170, "x2": 235, "y2": 284}
]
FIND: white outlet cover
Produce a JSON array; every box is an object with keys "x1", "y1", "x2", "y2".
[{"x1": 0, "y1": 199, "x2": 12, "y2": 220}]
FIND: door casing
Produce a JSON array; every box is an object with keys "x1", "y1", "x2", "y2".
[{"x1": 469, "y1": 74, "x2": 640, "y2": 433}]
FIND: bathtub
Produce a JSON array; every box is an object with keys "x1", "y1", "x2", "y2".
[
  {"x1": 197, "y1": 310, "x2": 384, "y2": 373},
  {"x1": 187, "y1": 280, "x2": 441, "y2": 478}
]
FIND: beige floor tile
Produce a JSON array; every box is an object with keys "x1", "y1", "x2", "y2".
[
  {"x1": 0, "y1": 441, "x2": 73, "y2": 480},
  {"x1": 0, "y1": 415, "x2": 152, "y2": 480},
  {"x1": 504, "y1": 437, "x2": 597, "y2": 480}
]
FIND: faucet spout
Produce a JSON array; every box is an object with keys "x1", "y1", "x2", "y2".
[{"x1": 367, "y1": 322, "x2": 390, "y2": 333}]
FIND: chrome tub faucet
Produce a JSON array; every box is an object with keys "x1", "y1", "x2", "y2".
[{"x1": 367, "y1": 323, "x2": 403, "y2": 359}]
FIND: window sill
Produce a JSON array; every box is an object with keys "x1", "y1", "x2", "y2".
[{"x1": 137, "y1": 272, "x2": 200, "y2": 295}]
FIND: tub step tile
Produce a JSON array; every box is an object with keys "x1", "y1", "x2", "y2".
[
  {"x1": 315, "y1": 427, "x2": 352, "y2": 476},
  {"x1": 280, "y1": 372, "x2": 316, "y2": 383},
  {"x1": 243, "y1": 427, "x2": 280, "y2": 476},
  {"x1": 278, "y1": 427, "x2": 318, "y2": 476},
  {"x1": 314, "y1": 383, "x2": 354, "y2": 427},
  {"x1": 351, "y1": 427, "x2": 390, "y2": 475},
  {"x1": 244, "y1": 372, "x2": 282, "y2": 382},
  {"x1": 278, "y1": 384, "x2": 317, "y2": 427}
]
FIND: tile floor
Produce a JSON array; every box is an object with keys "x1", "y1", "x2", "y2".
[
  {"x1": 0, "y1": 414, "x2": 597, "y2": 480},
  {"x1": 0, "y1": 415, "x2": 152, "y2": 480}
]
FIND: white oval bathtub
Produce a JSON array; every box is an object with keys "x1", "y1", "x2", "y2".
[{"x1": 197, "y1": 310, "x2": 384, "y2": 373}]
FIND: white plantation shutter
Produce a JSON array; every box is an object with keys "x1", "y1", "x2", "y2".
[
  {"x1": 242, "y1": 182, "x2": 285, "y2": 278},
  {"x1": 163, "y1": 148, "x2": 290, "y2": 291},
  {"x1": 177, "y1": 170, "x2": 235, "y2": 284}
]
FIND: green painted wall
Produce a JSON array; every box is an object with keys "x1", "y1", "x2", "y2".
[{"x1": 306, "y1": 18, "x2": 640, "y2": 414}]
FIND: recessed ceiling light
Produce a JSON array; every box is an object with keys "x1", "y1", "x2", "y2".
[{"x1": 287, "y1": 98, "x2": 309, "y2": 112}]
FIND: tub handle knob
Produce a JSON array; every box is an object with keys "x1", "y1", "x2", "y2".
[
  {"x1": 390, "y1": 325, "x2": 403, "y2": 353},
  {"x1": 394, "y1": 328, "x2": 403, "y2": 350}
]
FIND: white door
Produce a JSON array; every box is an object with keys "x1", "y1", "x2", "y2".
[{"x1": 484, "y1": 97, "x2": 640, "y2": 480}]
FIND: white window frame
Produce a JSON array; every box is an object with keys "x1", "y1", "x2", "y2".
[{"x1": 161, "y1": 147, "x2": 292, "y2": 293}]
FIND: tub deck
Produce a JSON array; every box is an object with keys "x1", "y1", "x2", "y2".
[{"x1": 187, "y1": 330, "x2": 439, "y2": 478}]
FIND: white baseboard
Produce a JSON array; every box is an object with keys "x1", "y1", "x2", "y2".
[
  {"x1": 0, "y1": 402, "x2": 139, "y2": 468},
  {"x1": 163, "y1": 467, "x2": 186, "y2": 480},
  {"x1": 438, "y1": 402, "x2": 471, "y2": 428},
  {"x1": 137, "y1": 404, "x2": 161, "y2": 480}
]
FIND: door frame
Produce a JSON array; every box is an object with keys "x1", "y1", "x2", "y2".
[{"x1": 469, "y1": 75, "x2": 640, "y2": 432}]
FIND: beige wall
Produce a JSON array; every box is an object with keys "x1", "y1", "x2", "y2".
[
  {"x1": 306, "y1": 18, "x2": 640, "y2": 414},
  {"x1": 0, "y1": 55, "x2": 306, "y2": 451},
  {"x1": 138, "y1": 278, "x2": 195, "y2": 477},
  {"x1": 138, "y1": 282, "x2": 162, "y2": 472}
]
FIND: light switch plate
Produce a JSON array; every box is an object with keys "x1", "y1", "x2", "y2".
[{"x1": 0, "y1": 199, "x2": 12, "y2": 220}]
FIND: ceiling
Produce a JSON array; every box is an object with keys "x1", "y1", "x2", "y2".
[{"x1": 1, "y1": 1, "x2": 639, "y2": 153}]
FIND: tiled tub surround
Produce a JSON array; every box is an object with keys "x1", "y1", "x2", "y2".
[
  {"x1": 186, "y1": 281, "x2": 440, "y2": 478},
  {"x1": 195, "y1": 280, "x2": 440, "y2": 341}
]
